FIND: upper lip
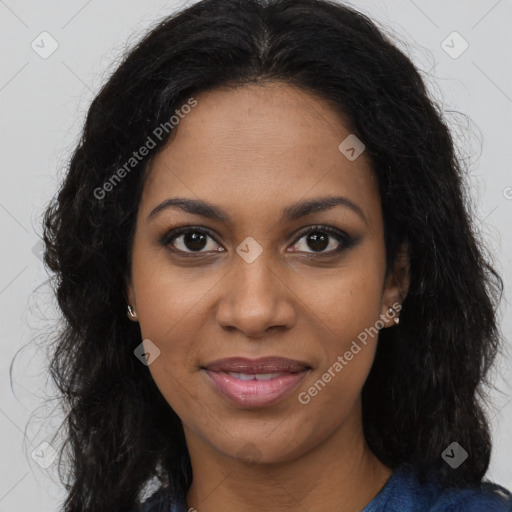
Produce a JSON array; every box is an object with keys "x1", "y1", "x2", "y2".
[{"x1": 203, "y1": 356, "x2": 311, "y2": 374}]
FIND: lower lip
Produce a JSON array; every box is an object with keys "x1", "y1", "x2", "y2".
[{"x1": 203, "y1": 369, "x2": 309, "y2": 408}]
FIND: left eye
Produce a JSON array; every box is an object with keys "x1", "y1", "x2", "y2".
[{"x1": 290, "y1": 226, "x2": 346, "y2": 254}]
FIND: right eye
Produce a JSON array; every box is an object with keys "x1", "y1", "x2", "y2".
[{"x1": 160, "y1": 226, "x2": 225, "y2": 256}]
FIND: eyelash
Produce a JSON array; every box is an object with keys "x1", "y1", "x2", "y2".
[{"x1": 159, "y1": 224, "x2": 357, "y2": 259}]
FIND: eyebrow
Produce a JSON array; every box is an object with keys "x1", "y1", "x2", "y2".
[{"x1": 148, "y1": 195, "x2": 367, "y2": 225}]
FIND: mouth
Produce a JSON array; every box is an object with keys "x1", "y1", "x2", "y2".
[{"x1": 202, "y1": 356, "x2": 312, "y2": 408}]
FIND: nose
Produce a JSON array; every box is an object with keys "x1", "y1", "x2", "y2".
[{"x1": 215, "y1": 252, "x2": 297, "y2": 339}]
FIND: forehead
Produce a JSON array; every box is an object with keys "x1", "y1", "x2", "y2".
[{"x1": 141, "y1": 82, "x2": 380, "y2": 229}]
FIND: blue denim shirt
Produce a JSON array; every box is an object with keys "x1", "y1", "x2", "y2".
[{"x1": 140, "y1": 465, "x2": 512, "y2": 511}]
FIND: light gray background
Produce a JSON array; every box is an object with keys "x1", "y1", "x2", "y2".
[{"x1": 0, "y1": 1, "x2": 511, "y2": 510}]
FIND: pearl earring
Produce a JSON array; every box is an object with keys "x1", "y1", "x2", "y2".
[
  {"x1": 127, "y1": 304, "x2": 137, "y2": 319},
  {"x1": 387, "y1": 306, "x2": 400, "y2": 325}
]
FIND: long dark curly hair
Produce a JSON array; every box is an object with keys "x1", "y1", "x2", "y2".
[{"x1": 42, "y1": 0, "x2": 504, "y2": 510}]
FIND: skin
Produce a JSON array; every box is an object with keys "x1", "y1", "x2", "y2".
[{"x1": 127, "y1": 82, "x2": 409, "y2": 512}]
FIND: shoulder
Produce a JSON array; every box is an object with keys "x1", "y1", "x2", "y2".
[
  {"x1": 429, "y1": 482, "x2": 512, "y2": 512},
  {"x1": 366, "y1": 465, "x2": 512, "y2": 512}
]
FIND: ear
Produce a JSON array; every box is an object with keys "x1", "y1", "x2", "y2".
[{"x1": 380, "y1": 242, "x2": 410, "y2": 328}]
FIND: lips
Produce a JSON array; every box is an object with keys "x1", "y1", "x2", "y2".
[
  {"x1": 202, "y1": 356, "x2": 311, "y2": 407},
  {"x1": 204, "y1": 356, "x2": 310, "y2": 374}
]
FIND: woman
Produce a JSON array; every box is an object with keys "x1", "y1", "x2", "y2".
[{"x1": 42, "y1": 0, "x2": 512, "y2": 510}]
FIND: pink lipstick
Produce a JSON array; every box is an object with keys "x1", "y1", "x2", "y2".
[{"x1": 202, "y1": 356, "x2": 311, "y2": 407}]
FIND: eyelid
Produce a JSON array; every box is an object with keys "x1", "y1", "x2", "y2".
[
  {"x1": 159, "y1": 225, "x2": 222, "y2": 250},
  {"x1": 291, "y1": 224, "x2": 347, "y2": 244}
]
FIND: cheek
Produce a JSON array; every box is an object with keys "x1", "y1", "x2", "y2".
[
  {"x1": 129, "y1": 251, "x2": 206, "y2": 411},
  {"x1": 146, "y1": 356, "x2": 200, "y2": 420},
  {"x1": 292, "y1": 336, "x2": 378, "y2": 445},
  {"x1": 291, "y1": 256, "x2": 385, "y2": 343},
  {"x1": 292, "y1": 258, "x2": 385, "y2": 407},
  {"x1": 130, "y1": 244, "x2": 218, "y2": 341}
]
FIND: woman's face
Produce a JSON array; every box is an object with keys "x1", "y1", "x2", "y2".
[{"x1": 127, "y1": 82, "x2": 406, "y2": 464}]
